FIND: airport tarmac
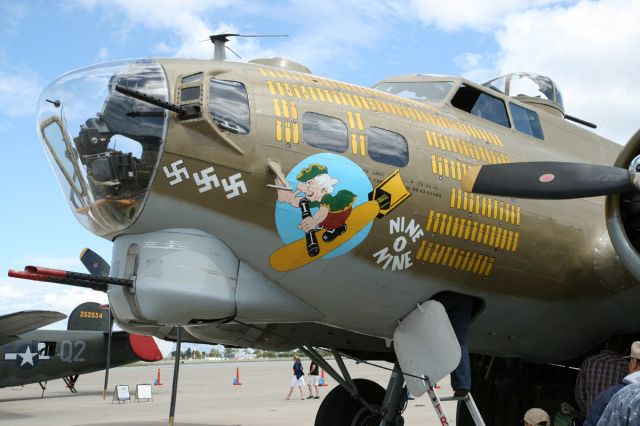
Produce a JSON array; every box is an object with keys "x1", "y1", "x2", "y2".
[{"x1": 0, "y1": 359, "x2": 458, "y2": 425}]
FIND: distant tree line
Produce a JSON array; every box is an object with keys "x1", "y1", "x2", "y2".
[{"x1": 170, "y1": 347, "x2": 332, "y2": 360}]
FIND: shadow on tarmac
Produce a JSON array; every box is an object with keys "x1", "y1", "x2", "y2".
[
  {"x1": 0, "y1": 390, "x2": 104, "y2": 403},
  {"x1": 81, "y1": 423, "x2": 238, "y2": 426}
]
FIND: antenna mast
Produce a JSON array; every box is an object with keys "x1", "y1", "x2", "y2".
[{"x1": 207, "y1": 33, "x2": 288, "y2": 61}]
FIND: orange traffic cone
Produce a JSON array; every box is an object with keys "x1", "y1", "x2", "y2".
[
  {"x1": 233, "y1": 367, "x2": 242, "y2": 385},
  {"x1": 319, "y1": 369, "x2": 328, "y2": 387},
  {"x1": 154, "y1": 368, "x2": 163, "y2": 386}
]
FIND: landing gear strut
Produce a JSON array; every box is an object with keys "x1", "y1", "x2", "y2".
[
  {"x1": 38, "y1": 380, "x2": 47, "y2": 398},
  {"x1": 300, "y1": 346, "x2": 406, "y2": 426},
  {"x1": 63, "y1": 374, "x2": 79, "y2": 393}
]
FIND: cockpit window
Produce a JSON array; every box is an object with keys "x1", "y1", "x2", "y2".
[
  {"x1": 510, "y1": 103, "x2": 544, "y2": 140},
  {"x1": 451, "y1": 85, "x2": 510, "y2": 128},
  {"x1": 209, "y1": 79, "x2": 250, "y2": 135},
  {"x1": 483, "y1": 73, "x2": 564, "y2": 110},
  {"x1": 374, "y1": 81, "x2": 454, "y2": 102}
]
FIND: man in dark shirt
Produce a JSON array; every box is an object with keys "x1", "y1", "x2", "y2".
[{"x1": 307, "y1": 361, "x2": 320, "y2": 399}]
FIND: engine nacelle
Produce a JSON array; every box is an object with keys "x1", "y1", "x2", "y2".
[{"x1": 606, "y1": 129, "x2": 640, "y2": 283}]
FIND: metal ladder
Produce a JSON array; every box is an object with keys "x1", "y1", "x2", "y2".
[{"x1": 425, "y1": 378, "x2": 486, "y2": 426}]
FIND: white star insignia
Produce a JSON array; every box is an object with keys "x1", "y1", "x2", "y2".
[{"x1": 18, "y1": 346, "x2": 36, "y2": 367}]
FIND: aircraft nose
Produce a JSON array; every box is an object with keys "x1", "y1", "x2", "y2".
[{"x1": 36, "y1": 59, "x2": 169, "y2": 237}]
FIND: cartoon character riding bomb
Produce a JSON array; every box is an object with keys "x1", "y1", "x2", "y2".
[{"x1": 276, "y1": 164, "x2": 356, "y2": 251}]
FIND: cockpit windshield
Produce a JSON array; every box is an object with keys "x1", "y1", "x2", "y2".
[
  {"x1": 36, "y1": 59, "x2": 168, "y2": 236},
  {"x1": 483, "y1": 73, "x2": 564, "y2": 109},
  {"x1": 373, "y1": 81, "x2": 454, "y2": 102}
]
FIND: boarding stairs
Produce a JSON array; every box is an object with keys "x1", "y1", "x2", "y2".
[{"x1": 426, "y1": 378, "x2": 485, "y2": 426}]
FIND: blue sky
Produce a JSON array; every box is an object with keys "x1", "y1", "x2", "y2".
[{"x1": 1, "y1": 0, "x2": 639, "y2": 329}]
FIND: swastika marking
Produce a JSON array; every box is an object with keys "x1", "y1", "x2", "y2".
[
  {"x1": 221, "y1": 173, "x2": 247, "y2": 199},
  {"x1": 193, "y1": 167, "x2": 220, "y2": 193},
  {"x1": 163, "y1": 160, "x2": 189, "y2": 185}
]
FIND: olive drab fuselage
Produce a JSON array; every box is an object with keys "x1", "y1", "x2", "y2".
[{"x1": 35, "y1": 58, "x2": 639, "y2": 364}]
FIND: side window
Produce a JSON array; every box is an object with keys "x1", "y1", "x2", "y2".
[
  {"x1": 367, "y1": 127, "x2": 409, "y2": 167},
  {"x1": 209, "y1": 79, "x2": 250, "y2": 135},
  {"x1": 302, "y1": 112, "x2": 348, "y2": 153},
  {"x1": 451, "y1": 85, "x2": 510, "y2": 128},
  {"x1": 510, "y1": 103, "x2": 544, "y2": 140},
  {"x1": 37, "y1": 341, "x2": 57, "y2": 357}
]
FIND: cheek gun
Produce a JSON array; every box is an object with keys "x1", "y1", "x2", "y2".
[
  {"x1": 298, "y1": 198, "x2": 320, "y2": 257},
  {"x1": 8, "y1": 266, "x2": 133, "y2": 292}
]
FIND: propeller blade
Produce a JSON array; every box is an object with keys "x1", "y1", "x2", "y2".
[
  {"x1": 79, "y1": 248, "x2": 110, "y2": 277},
  {"x1": 168, "y1": 326, "x2": 182, "y2": 426},
  {"x1": 79, "y1": 248, "x2": 113, "y2": 400},
  {"x1": 461, "y1": 162, "x2": 634, "y2": 199}
]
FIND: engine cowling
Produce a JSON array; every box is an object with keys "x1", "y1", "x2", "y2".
[{"x1": 606, "y1": 129, "x2": 640, "y2": 283}]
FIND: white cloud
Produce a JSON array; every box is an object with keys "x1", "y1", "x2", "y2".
[
  {"x1": 0, "y1": 285, "x2": 23, "y2": 301},
  {"x1": 73, "y1": 0, "x2": 237, "y2": 58},
  {"x1": 95, "y1": 47, "x2": 110, "y2": 62},
  {"x1": 0, "y1": 3, "x2": 28, "y2": 37},
  {"x1": 492, "y1": 0, "x2": 640, "y2": 144},
  {"x1": 0, "y1": 68, "x2": 42, "y2": 118},
  {"x1": 69, "y1": 1, "x2": 402, "y2": 73},
  {"x1": 409, "y1": 0, "x2": 564, "y2": 32},
  {"x1": 42, "y1": 287, "x2": 107, "y2": 314},
  {"x1": 0, "y1": 277, "x2": 106, "y2": 331},
  {"x1": 65, "y1": 0, "x2": 638, "y2": 144}
]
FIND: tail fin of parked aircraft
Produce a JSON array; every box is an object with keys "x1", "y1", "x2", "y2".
[{"x1": 67, "y1": 302, "x2": 111, "y2": 332}]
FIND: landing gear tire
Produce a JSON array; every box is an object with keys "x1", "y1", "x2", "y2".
[{"x1": 314, "y1": 378, "x2": 386, "y2": 426}]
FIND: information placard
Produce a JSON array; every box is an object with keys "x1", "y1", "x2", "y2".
[
  {"x1": 135, "y1": 384, "x2": 153, "y2": 402},
  {"x1": 112, "y1": 385, "x2": 131, "y2": 403}
]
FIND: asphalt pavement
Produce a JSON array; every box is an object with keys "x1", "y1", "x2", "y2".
[{"x1": 0, "y1": 358, "x2": 458, "y2": 425}]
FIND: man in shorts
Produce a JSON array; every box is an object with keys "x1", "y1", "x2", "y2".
[{"x1": 307, "y1": 361, "x2": 320, "y2": 399}]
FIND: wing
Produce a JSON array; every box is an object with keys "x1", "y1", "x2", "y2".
[{"x1": 0, "y1": 311, "x2": 67, "y2": 345}]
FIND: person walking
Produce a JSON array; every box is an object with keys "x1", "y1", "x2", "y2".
[
  {"x1": 286, "y1": 356, "x2": 306, "y2": 400},
  {"x1": 307, "y1": 361, "x2": 320, "y2": 399},
  {"x1": 584, "y1": 341, "x2": 640, "y2": 425}
]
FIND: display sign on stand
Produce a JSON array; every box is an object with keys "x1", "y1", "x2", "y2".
[
  {"x1": 112, "y1": 384, "x2": 131, "y2": 403},
  {"x1": 135, "y1": 384, "x2": 153, "y2": 402}
]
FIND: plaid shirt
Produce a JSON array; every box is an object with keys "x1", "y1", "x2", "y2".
[{"x1": 575, "y1": 350, "x2": 628, "y2": 414}]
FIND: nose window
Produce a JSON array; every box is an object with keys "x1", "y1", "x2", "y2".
[{"x1": 36, "y1": 59, "x2": 168, "y2": 235}]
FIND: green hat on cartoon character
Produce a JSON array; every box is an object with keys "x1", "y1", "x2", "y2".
[{"x1": 296, "y1": 164, "x2": 328, "y2": 182}]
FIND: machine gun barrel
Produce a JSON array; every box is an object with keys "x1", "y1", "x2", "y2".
[{"x1": 7, "y1": 266, "x2": 133, "y2": 292}]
